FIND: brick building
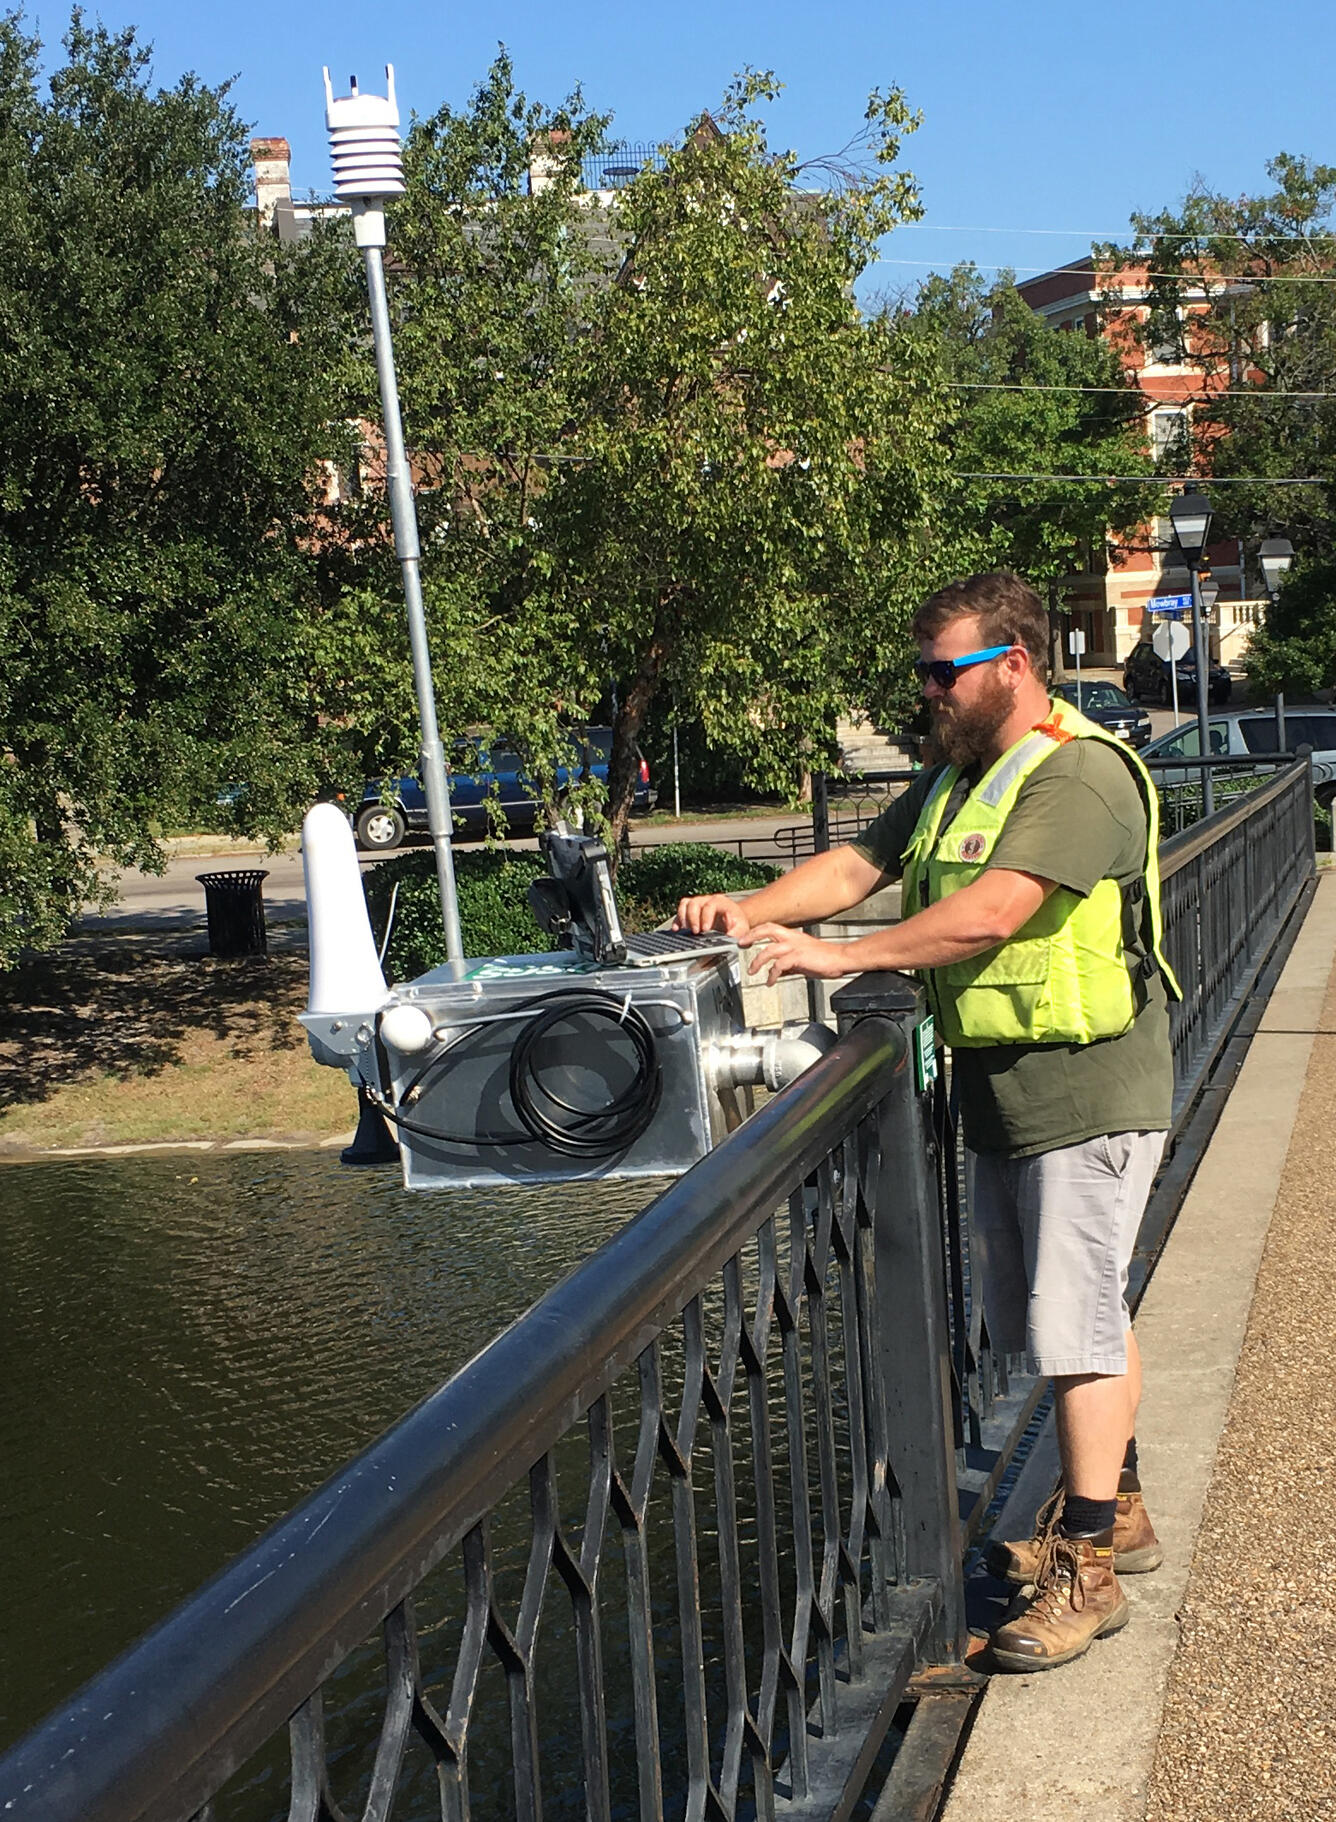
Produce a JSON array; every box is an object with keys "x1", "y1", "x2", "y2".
[{"x1": 1017, "y1": 258, "x2": 1266, "y2": 670}]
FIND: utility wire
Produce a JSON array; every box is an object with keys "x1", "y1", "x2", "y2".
[
  {"x1": 952, "y1": 472, "x2": 1325, "y2": 485},
  {"x1": 948, "y1": 382, "x2": 1336, "y2": 399},
  {"x1": 872, "y1": 257, "x2": 1336, "y2": 283},
  {"x1": 894, "y1": 224, "x2": 1334, "y2": 244}
]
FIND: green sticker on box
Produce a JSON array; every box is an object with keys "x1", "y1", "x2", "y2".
[{"x1": 913, "y1": 1016, "x2": 938, "y2": 1092}]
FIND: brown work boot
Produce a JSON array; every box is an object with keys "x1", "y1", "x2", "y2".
[
  {"x1": 989, "y1": 1529, "x2": 1130, "y2": 1672},
  {"x1": 988, "y1": 1486, "x2": 1163, "y2": 1584}
]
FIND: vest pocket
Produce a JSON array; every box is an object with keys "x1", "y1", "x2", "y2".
[{"x1": 941, "y1": 935, "x2": 1050, "y2": 987}]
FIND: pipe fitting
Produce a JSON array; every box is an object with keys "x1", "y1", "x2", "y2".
[{"x1": 707, "y1": 1021, "x2": 836, "y2": 1093}]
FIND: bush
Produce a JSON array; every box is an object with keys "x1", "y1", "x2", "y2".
[
  {"x1": 616, "y1": 844, "x2": 780, "y2": 931},
  {"x1": 363, "y1": 841, "x2": 780, "y2": 981},
  {"x1": 364, "y1": 849, "x2": 553, "y2": 983}
]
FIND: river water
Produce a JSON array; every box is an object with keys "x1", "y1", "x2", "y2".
[{"x1": 0, "y1": 1152, "x2": 656, "y2": 1754}]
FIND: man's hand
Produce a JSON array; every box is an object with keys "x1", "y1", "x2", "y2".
[
  {"x1": 675, "y1": 892, "x2": 752, "y2": 939},
  {"x1": 745, "y1": 923, "x2": 850, "y2": 986}
]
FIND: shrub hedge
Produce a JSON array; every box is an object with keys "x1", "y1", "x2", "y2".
[{"x1": 363, "y1": 842, "x2": 780, "y2": 983}]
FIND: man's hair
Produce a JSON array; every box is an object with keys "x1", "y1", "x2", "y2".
[{"x1": 912, "y1": 572, "x2": 1049, "y2": 681}]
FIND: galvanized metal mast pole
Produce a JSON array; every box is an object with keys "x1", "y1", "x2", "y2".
[
  {"x1": 360, "y1": 235, "x2": 465, "y2": 972},
  {"x1": 325, "y1": 67, "x2": 465, "y2": 977}
]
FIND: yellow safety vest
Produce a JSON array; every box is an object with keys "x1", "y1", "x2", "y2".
[{"x1": 899, "y1": 696, "x2": 1181, "y2": 1048}]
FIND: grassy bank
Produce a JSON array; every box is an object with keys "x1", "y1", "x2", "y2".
[{"x1": 0, "y1": 934, "x2": 352, "y2": 1156}]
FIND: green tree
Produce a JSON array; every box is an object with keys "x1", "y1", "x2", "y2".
[
  {"x1": 545, "y1": 76, "x2": 944, "y2": 842},
  {"x1": 1100, "y1": 155, "x2": 1336, "y2": 692},
  {"x1": 0, "y1": 13, "x2": 354, "y2": 965},
  {"x1": 351, "y1": 63, "x2": 948, "y2": 851},
  {"x1": 904, "y1": 265, "x2": 1163, "y2": 676}
]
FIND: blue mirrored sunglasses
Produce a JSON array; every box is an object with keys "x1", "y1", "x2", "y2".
[{"x1": 913, "y1": 644, "x2": 1016, "y2": 690}]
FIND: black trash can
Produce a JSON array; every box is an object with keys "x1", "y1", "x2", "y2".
[{"x1": 196, "y1": 869, "x2": 269, "y2": 957}]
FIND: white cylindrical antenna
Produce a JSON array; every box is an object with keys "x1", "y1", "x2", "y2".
[{"x1": 321, "y1": 65, "x2": 466, "y2": 978}]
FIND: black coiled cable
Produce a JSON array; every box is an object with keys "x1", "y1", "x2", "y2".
[
  {"x1": 373, "y1": 988, "x2": 663, "y2": 1158},
  {"x1": 508, "y1": 992, "x2": 662, "y2": 1156}
]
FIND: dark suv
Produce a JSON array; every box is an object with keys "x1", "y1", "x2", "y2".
[
  {"x1": 1123, "y1": 640, "x2": 1232, "y2": 706},
  {"x1": 354, "y1": 728, "x2": 655, "y2": 851}
]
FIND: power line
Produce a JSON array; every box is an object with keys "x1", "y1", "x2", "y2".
[
  {"x1": 871, "y1": 257, "x2": 1336, "y2": 284},
  {"x1": 949, "y1": 382, "x2": 1336, "y2": 399},
  {"x1": 952, "y1": 471, "x2": 1325, "y2": 485},
  {"x1": 895, "y1": 224, "x2": 1334, "y2": 245}
]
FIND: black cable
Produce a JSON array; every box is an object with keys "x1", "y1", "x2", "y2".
[
  {"x1": 372, "y1": 988, "x2": 663, "y2": 1157},
  {"x1": 509, "y1": 993, "x2": 662, "y2": 1157}
]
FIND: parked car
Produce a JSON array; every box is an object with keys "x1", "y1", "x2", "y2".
[
  {"x1": 354, "y1": 728, "x2": 656, "y2": 852},
  {"x1": 1140, "y1": 708, "x2": 1336, "y2": 804},
  {"x1": 1123, "y1": 640, "x2": 1233, "y2": 706},
  {"x1": 1050, "y1": 681, "x2": 1152, "y2": 749}
]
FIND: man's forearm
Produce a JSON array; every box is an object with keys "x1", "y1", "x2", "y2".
[
  {"x1": 744, "y1": 868, "x2": 1058, "y2": 987},
  {"x1": 818, "y1": 870, "x2": 1053, "y2": 971}
]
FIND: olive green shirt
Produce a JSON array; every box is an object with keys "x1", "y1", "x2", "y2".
[{"x1": 851, "y1": 737, "x2": 1173, "y2": 1157}]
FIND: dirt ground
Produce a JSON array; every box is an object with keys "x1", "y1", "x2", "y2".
[{"x1": 0, "y1": 932, "x2": 352, "y2": 1155}]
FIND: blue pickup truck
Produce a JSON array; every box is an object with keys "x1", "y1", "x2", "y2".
[{"x1": 353, "y1": 728, "x2": 656, "y2": 851}]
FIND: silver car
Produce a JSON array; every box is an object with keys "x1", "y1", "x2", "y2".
[{"x1": 1141, "y1": 707, "x2": 1336, "y2": 806}]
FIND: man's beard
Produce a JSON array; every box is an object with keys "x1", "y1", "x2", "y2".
[{"x1": 925, "y1": 671, "x2": 1014, "y2": 769}]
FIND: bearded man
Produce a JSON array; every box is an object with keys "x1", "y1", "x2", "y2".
[{"x1": 677, "y1": 570, "x2": 1177, "y2": 1672}]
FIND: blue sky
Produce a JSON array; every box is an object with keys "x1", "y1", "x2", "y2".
[{"x1": 27, "y1": 0, "x2": 1336, "y2": 299}]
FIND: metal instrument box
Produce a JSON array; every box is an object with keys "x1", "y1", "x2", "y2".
[{"x1": 305, "y1": 948, "x2": 752, "y2": 1189}]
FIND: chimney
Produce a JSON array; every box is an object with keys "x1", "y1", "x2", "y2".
[
  {"x1": 528, "y1": 128, "x2": 571, "y2": 196},
  {"x1": 251, "y1": 136, "x2": 292, "y2": 227}
]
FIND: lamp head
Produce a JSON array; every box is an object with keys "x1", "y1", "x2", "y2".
[
  {"x1": 1170, "y1": 490, "x2": 1212, "y2": 562},
  {"x1": 1258, "y1": 537, "x2": 1295, "y2": 598}
]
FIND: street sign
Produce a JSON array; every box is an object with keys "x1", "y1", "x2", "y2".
[
  {"x1": 1148, "y1": 593, "x2": 1192, "y2": 615},
  {"x1": 1152, "y1": 622, "x2": 1191, "y2": 662},
  {"x1": 1068, "y1": 629, "x2": 1086, "y2": 656}
]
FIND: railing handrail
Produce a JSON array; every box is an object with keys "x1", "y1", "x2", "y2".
[
  {"x1": 1, "y1": 1018, "x2": 907, "y2": 1822},
  {"x1": 1159, "y1": 756, "x2": 1311, "y2": 877}
]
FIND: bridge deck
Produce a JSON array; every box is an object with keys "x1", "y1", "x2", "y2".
[{"x1": 942, "y1": 866, "x2": 1336, "y2": 1822}]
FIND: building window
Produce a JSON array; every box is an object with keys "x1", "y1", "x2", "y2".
[
  {"x1": 1150, "y1": 406, "x2": 1190, "y2": 466},
  {"x1": 1146, "y1": 304, "x2": 1185, "y2": 365}
]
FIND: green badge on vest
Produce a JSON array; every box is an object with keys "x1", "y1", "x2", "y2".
[{"x1": 913, "y1": 1016, "x2": 938, "y2": 1093}]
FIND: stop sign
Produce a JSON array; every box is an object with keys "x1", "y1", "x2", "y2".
[{"x1": 1153, "y1": 621, "x2": 1190, "y2": 662}]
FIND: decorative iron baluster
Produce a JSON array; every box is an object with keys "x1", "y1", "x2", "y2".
[
  {"x1": 613, "y1": 1341, "x2": 666, "y2": 1822},
  {"x1": 549, "y1": 1397, "x2": 613, "y2": 1822},
  {"x1": 288, "y1": 1690, "x2": 349, "y2": 1822},
  {"x1": 667, "y1": 1295, "x2": 721, "y2": 1822}
]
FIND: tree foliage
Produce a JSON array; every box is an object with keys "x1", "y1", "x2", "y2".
[{"x1": 0, "y1": 11, "x2": 354, "y2": 964}]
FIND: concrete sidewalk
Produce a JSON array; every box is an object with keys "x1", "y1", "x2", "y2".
[{"x1": 942, "y1": 868, "x2": 1336, "y2": 1822}]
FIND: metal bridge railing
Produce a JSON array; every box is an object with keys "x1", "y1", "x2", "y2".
[
  {"x1": 1, "y1": 766, "x2": 1318, "y2": 1822},
  {"x1": 1157, "y1": 756, "x2": 1316, "y2": 1128},
  {"x1": 0, "y1": 990, "x2": 965, "y2": 1822}
]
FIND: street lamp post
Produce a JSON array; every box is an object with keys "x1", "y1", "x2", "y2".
[
  {"x1": 1170, "y1": 491, "x2": 1216, "y2": 817},
  {"x1": 1259, "y1": 537, "x2": 1295, "y2": 751}
]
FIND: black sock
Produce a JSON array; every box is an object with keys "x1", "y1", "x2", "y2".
[
  {"x1": 1059, "y1": 1494, "x2": 1117, "y2": 1539},
  {"x1": 1121, "y1": 1437, "x2": 1140, "y2": 1493}
]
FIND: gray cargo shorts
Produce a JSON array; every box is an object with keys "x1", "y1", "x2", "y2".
[{"x1": 968, "y1": 1130, "x2": 1167, "y2": 1378}]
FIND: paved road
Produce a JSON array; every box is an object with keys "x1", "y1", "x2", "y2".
[
  {"x1": 79, "y1": 703, "x2": 1184, "y2": 935},
  {"x1": 76, "y1": 812, "x2": 819, "y2": 933}
]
